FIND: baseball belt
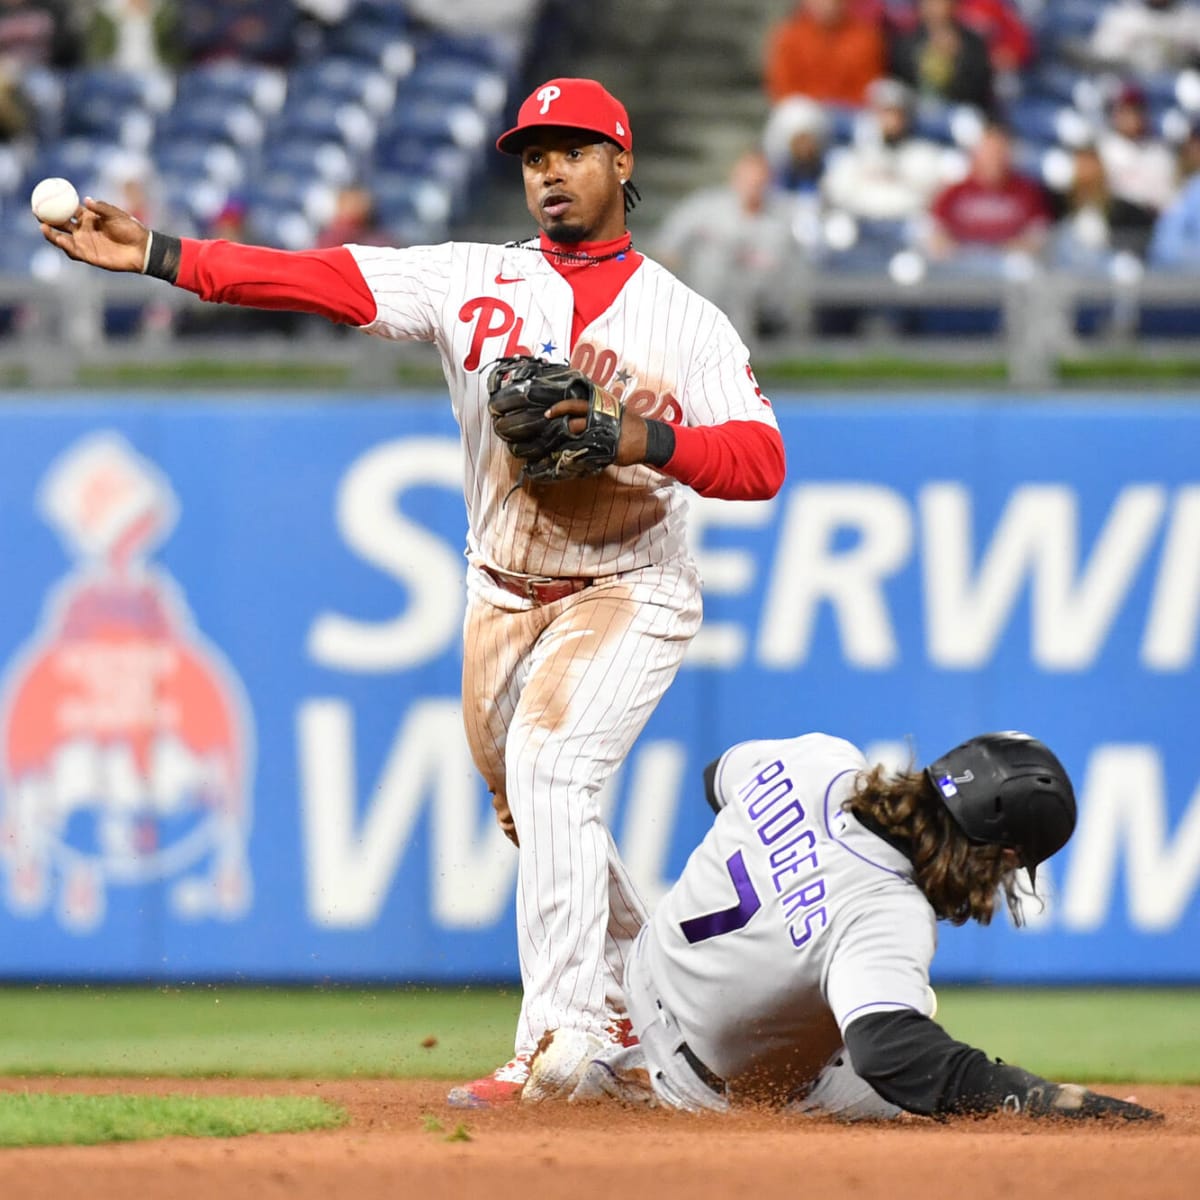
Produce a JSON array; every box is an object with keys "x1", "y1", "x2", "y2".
[
  {"x1": 676, "y1": 1040, "x2": 726, "y2": 1096},
  {"x1": 481, "y1": 565, "x2": 594, "y2": 605}
]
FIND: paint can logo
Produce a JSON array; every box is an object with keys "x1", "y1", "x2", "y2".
[{"x1": 0, "y1": 434, "x2": 254, "y2": 932}]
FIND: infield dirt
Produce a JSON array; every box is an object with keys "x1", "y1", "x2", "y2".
[{"x1": 0, "y1": 1077, "x2": 1195, "y2": 1200}]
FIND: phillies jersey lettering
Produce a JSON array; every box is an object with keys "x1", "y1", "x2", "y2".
[
  {"x1": 346, "y1": 240, "x2": 778, "y2": 578},
  {"x1": 638, "y1": 734, "x2": 937, "y2": 1097}
]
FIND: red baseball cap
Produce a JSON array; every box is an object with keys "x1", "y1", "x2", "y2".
[{"x1": 496, "y1": 77, "x2": 632, "y2": 154}]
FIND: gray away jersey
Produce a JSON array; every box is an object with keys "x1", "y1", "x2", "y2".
[{"x1": 641, "y1": 733, "x2": 938, "y2": 1100}]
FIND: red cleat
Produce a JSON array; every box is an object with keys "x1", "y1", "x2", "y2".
[{"x1": 446, "y1": 1053, "x2": 532, "y2": 1108}]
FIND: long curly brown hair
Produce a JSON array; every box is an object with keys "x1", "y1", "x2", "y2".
[{"x1": 844, "y1": 764, "x2": 1026, "y2": 926}]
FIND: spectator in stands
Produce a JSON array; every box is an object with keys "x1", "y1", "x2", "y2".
[
  {"x1": 0, "y1": 0, "x2": 83, "y2": 68},
  {"x1": 822, "y1": 77, "x2": 964, "y2": 222},
  {"x1": 85, "y1": 1, "x2": 182, "y2": 71},
  {"x1": 1090, "y1": 0, "x2": 1200, "y2": 75},
  {"x1": 762, "y1": 95, "x2": 830, "y2": 258},
  {"x1": 1098, "y1": 82, "x2": 1179, "y2": 213},
  {"x1": 1047, "y1": 143, "x2": 1157, "y2": 271},
  {"x1": 1148, "y1": 167, "x2": 1200, "y2": 267},
  {"x1": 316, "y1": 185, "x2": 389, "y2": 249},
  {"x1": 762, "y1": 94, "x2": 831, "y2": 196},
  {"x1": 208, "y1": 196, "x2": 248, "y2": 242},
  {"x1": 891, "y1": 0, "x2": 1033, "y2": 72},
  {"x1": 765, "y1": 0, "x2": 886, "y2": 107},
  {"x1": 923, "y1": 121, "x2": 1051, "y2": 270},
  {"x1": 0, "y1": 58, "x2": 29, "y2": 139},
  {"x1": 180, "y1": 0, "x2": 297, "y2": 67},
  {"x1": 653, "y1": 149, "x2": 800, "y2": 339},
  {"x1": 889, "y1": 0, "x2": 994, "y2": 113}
]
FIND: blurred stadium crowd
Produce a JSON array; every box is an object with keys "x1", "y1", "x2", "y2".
[
  {"x1": 659, "y1": 0, "x2": 1200, "y2": 339},
  {"x1": 0, "y1": 0, "x2": 542, "y2": 276},
  {"x1": 2, "y1": 0, "x2": 1200, "y2": 348}
]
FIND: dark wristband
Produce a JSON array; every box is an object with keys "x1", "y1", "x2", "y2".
[
  {"x1": 144, "y1": 231, "x2": 182, "y2": 283},
  {"x1": 643, "y1": 418, "x2": 676, "y2": 467}
]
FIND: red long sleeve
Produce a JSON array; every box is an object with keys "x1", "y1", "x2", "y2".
[
  {"x1": 176, "y1": 238, "x2": 378, "y2": 326},
  {"x1": 662, "y1": 420, "x2": 786, "y2": 501}
]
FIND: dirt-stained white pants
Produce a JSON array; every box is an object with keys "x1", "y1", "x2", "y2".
[
  {"x1": 461, "y1": 560, "x2": 702, "y2": 1056},
  {"x1": 595, "y1": 926, "x2": 901, "y2": 1120}
]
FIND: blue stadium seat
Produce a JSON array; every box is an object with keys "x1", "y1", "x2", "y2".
[
  {"x1": 289, "y1": 57, "x2": 397, "y2": 118},
  {"x1": 273, "y1": 96, "x2": 377, "y2": 154},
  {"x1": 344, "y1": 0, "x2": 410, "y2": 29},
  {"x1": 262, "y1": 137, "x2": 356, "y2": 187},
  {"x1": 1034, "y1": 0, "x2": 1104, "y2": 48},
  {"x1": 379, "y1": 100, "x2": 487, "y2": 152},
  {"x1": 156, "y1": 138, "x2": 246, "y2": 188},
  {"x1": 175, "y1": 62, "x2": 287, "y2": 115},
  {"x1": 373, "y1": 134, "x2": 475, "y2": 192},
  {"x1": 370, "y1": 170, "x2": 452, "y2": 239},
  {"x1": 1006, "y1": 97, "x2": 1070, "y2": 148},
  {"x1": 21, "y1": 138, "x2": 122, "y2": 200},
  {"x1": 399, "y1": 58, "x2": 507, "y2": 117},
  {"x1": 61, "y1": 69, "x2": 172, "y2": 149},
  {"x1": 157, "y1": 96, "x2": 267, "y2": 149},
  {"x1": 420, "y1": 32, "x2": 522, "y2": 78},
  {"x1": 322, "y1": 21, "x2": 416, "y2": 78}
]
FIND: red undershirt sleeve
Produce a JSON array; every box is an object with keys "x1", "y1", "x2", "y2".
[
  {"x1": 175, "y1": 238, "x2": 378, "y2": 326},
  {"x1": 661, "y1": 420, "x2": 786, "y2": 501}
]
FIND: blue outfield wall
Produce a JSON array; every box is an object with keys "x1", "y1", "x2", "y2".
[{"x1": 0, "y1": 393, "x2": 1197, "y2": 983}]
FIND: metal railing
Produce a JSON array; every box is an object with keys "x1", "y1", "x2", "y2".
[{"x1": 1, "y1": 265, "x2": 1197, "y2": 390}]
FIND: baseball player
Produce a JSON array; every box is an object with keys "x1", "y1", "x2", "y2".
[
  {"x1": 570, "y1": 731, "x2": 1160, "y2": 1122},
  {"x1": 38, "y1": 78, "x2": 786, "y2": 1107}
]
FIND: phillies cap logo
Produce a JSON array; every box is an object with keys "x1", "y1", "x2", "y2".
[
  {"x1": 536, "y1": 84, "x2": 562, "y2": 115},
  {"x1": 0, "y1": 433, "x2": 255, "y2": 933}
]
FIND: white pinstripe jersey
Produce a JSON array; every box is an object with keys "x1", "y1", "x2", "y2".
[
  {"x1": 641, "y1": 734, "x2": 938, "y2": 1094},
  {"x1": 346, "y1": 241, "x2": 779, "y2": 578}
]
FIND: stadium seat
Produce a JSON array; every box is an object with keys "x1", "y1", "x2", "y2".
[
  {"x1": 420, "y1": 32, "x2": 523, "y2": 79},
  {"x1": 21, "y1": 138, "x2": 123, "y2": 201},
  {"x1": 370, "y1": 170, "x2": 453, "y2": 239},
  {"x1": 399, "y1": 59, "x2": 507, "y2": 117},
  {"x1": 322, "y1": 22, "x2": 416, "y2": 79},
  {"x1": 343, "y1": 0, "x2": 410, "y2": 30},
  {"x1": 379, "y1": 101, "x2": 487, "y2": 153},
  {"x1": 262, "y1": 137, "x2": 356, "y2": 187},
  {"x1": 156, "y1": 96, "x2": 267, "y2": 149},
  {"x1": 156, "y1": 139, "x2": 245, "y2": 189},
  {"x1": 289, "y1": 58, "x2": 397, "y2": 119},
  {"x1": 273, "y1": 96, "x2": 377, "y2": 154},
  {"x1": 62, "y1": 69, "x2": 173, "y2": 149},
  {"x1": 175, "y1": 62, "x2": 287, "y2": 116}
]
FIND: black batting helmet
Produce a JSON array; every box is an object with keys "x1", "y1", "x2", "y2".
[{"x1": 924, "y1": 732, "x2": 1077, "y2": 885}]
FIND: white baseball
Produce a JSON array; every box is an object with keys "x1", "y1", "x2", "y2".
[{"x1": 30, "y1": 177, "x2": 80, "y2": 226}]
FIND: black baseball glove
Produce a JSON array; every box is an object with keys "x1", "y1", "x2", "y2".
[{"x1": 486, "y1": 355, "x2": 623, "y2": 483}]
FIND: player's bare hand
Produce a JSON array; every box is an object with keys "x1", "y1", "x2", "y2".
[
  {"x1": 543, "y1": 398, "x2": 649, "y2": 467},
  {"x1": 39, "y1": 197, "x2": 149, "y2": 274}
]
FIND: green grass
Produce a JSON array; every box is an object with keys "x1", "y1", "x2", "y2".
[
  {"x1": 757, "y1": 357, "x2": 1009, "y2": 386},
  {"x1": 0, "y1": 986, "x2": 1196, "y2": 1084},
  {"x1": 935, "y1": 987, "x2": 1200, "y2": 1084},
  {"x1": 0, "y1": 986, "x2": 520, "y2": 1079},
  {"x1": 1058, "y1": 355, "x2": 1200, "y2": 383},
  {"x1": 76, "y1": 360, "x2": 352, "y2": 387},
  {"x1": 0, "y1": 1093, "x2": 345, "y2": 1147}
]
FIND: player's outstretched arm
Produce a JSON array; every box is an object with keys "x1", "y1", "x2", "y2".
[
  {"x1": 844, "y1": 1009, "x2": 1161, "y2": 1122},
  {"x1": 38, "y1": 197, "x2": 151, "y2": 274}
]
